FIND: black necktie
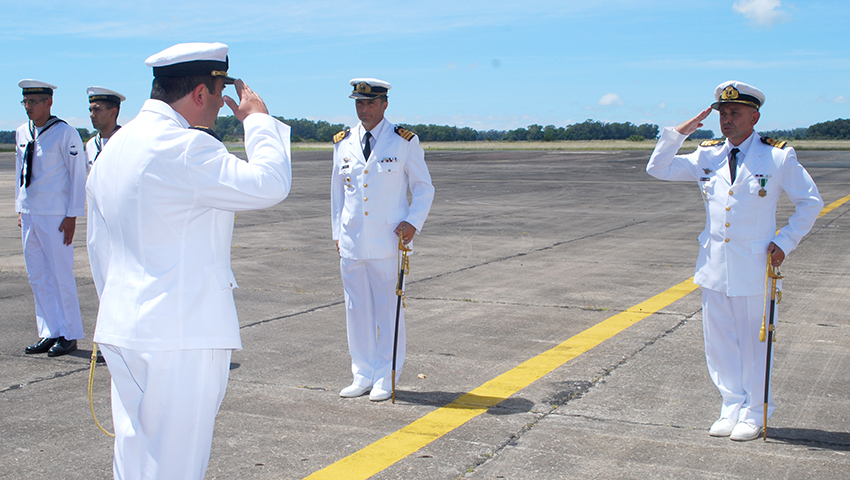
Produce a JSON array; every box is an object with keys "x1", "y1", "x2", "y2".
[
  {"x1": 729, "y1": 147, "x2": 740, "y2": 183},
  {"x1": 362, "y1": 131, "x2": 372, "y2": 160}
]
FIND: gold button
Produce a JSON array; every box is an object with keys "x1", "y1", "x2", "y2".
[
  {"x1": 729, "y1": 190, "x2": 734, "y2": 195},
  {"x1": 365, "y1": 211, "x2": 369, "y2": 216},
  {"x1": 364, "y1": 197, "x2": 368, "y2": 201},
  {"x1": 344, "y1": 157, "x2": 350, "y2": 163},
  {"x1": 725, "y1": 222, "x2": 730, "y2": 227},
  {"x1": 364, "y1": 169, "x2": 369, "y2": 174},
  {"x1": 230, "y1": 283, "x2": 233, "y2": 287},
  {"x1": 346, "y1": 177, "x2": 351, "y2": 182},
  {"x1": 726, "y1": 206, "x2": 731, "y2": 211},
  {"x1": 388, "y1": 169, "x2": 392, "y2": 172},
  {"x1": 364, "y1": 183, "x2": 368, "y2": 187},
  {"x1": 724, "y1": 238, "x2": 730, "y2": 243}
]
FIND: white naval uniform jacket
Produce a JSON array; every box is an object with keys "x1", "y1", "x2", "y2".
[
  {"x1": 15, "y1": 119, "x2": 86, "y2": 217},
  {"x1": 647, "y1": 127, "x2": 822, "y2": 297},
  {"x1": 87, "y1": 99, "x2": 292, "y2": 351},
  {"x1": 331, "y1": 119, "x2": 435, "y2": 260}
]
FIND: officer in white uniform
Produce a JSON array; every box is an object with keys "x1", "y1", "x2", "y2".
[
  {"x1": 647, "y1": 81, "x2": 823, "y2": 441},
  {"x1": 331, "y1": 78, "x2": 435, "y2": 401},
  {"x1": 84, "y1": 86, "x2": 125, "y2": 171},
  {"x1": 16, "y1": 80, "x2": 86, "y2": 357},
  {"x1": 87, "y1": 43, "x2": 292, "y2": 479}
]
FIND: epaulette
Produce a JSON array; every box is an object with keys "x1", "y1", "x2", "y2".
[
  {"x1": 191, "y1": 126, "x2": 222, "y2": 142},
  {"x1": 699, "y1": 139, "x2": 722, "y2": 147},
  {"x1": 761, "y1": 137, "x2": 787, "y2": 149},
  {"x1": 333, "y1": 128, "x2": 350, "y2": 144},
  {"x1": 394, "y1": 126, "x2": 416, "y2": 141}
]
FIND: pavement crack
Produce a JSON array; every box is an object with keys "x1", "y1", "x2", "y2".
[
  {"x1": 239, "y1": 300, "x2": 344, "y2": 330},
  {"x1": 0, "y1": 366, "x2": 90, "y2": 395},
  {"x1": 460, "y1": 309, "x2": 699, "y2": 477},
  {"x1": 410, "y1": 220, "x2": 650, "y2": 287}
]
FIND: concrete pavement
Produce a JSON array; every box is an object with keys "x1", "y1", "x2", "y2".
[{"x1": 1, "y1": 147, "x2": 848, "y2": 479}]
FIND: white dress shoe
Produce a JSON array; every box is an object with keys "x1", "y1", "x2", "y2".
[
  {"x1": 340, "y1": 383, "x2": 371, "y2": 398},
  {"x1": 369, "y1": 387, "x2": 391, "y2": 402},
  {"x1": 730, "y1": 421, "x2": 762, "y2": 441},
  {"x1": 709, "y1": 418, "x2": 735, "y2": 437}
]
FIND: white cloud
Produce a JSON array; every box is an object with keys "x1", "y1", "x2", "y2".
[
  {"x1": 658, "y1": 102, "x2": 667, "y2": 109},
  {"x1": 733, "y1": 0, "x2": 791, "y2": 27},
  {"x1": 833, "y1": 96, "x2": 848, "y2": 104},
  {"x1": 598, "y1": 93, "x2": 623, "y2": 106}
]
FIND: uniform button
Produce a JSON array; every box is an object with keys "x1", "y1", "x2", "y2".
[
  {"x1": 726, "y1": 206, "x2": 731, "y2": 211},
  {"x1": 725, "y1": 222, "x2": 730, "y2": 227},
  {"x1": 346, "y1": 177, "x2": 351, "y2": 182},
  {"x1": 729, "y1": 190, "x2": 734, "y2": 195},
  {"x1": 230, "y1": 283, "x2": 233, "y2": 287},
  {"x1": 364, "y1": 183, "x2": 368, "y2": 187},
  {"x1": 724, "y1": 238, "x2": 730, "y2": 243},
  {"x1": 364, "y1": 197, "x2": 368, "y2": 201},
  {"x1": 388, "y1": 169, "x2": 392, "y2": 172},
  {"x1": 364, "y1": 169, "x2": 369, "y2": 174}
]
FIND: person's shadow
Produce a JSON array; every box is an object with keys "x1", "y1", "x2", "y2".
[{"x1": 765, "y1": 427, "x2": 850, "y2": 451}]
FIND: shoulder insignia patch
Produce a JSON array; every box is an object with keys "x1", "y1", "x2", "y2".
[
  {"x1": 333, "y1": 128, "x2": 350, "y2": 144},
  {"x1": 761, "y1": 137, "x2": 787, "y2": 149},
  {"x1": 191, "y1": 126, "x2": 222, "y2": 142},
  {"x1": 699, "y1": 139, "x2": 722, "y2": 147},
  {"x1": 394, "y1": 126, "x2": 416, "y2": 141}
]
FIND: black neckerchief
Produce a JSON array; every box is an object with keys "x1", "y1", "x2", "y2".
[
  {"x1": 93, "y1": 125, "x2": 121, "y2": 163},
  {"x1": 22, "y1": 116, "x2": 66, "y2": 187}
]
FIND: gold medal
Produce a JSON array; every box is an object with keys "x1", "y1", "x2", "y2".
[{"x1": 759, "y1": 188, "x2": 767, "y2": 197}]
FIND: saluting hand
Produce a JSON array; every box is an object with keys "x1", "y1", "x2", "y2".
[
  {"x1": 675, "y1": 107, "x2": 713, "y2": 136},
  {"x1": 224, "y1": 79, "x2": 269, "y2": 122}
]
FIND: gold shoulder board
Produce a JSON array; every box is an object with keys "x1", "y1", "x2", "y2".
[
  {"x1": 700, "y1": 139, "x2": 722, "y2": 147},
  {"x1": 333, "y1": 128, "x2": 350, "y2": 144},
  {"x1": 761, "y1": 137, "x2": 787, "y2": 149},
  {"x1": 395, "y1": 126, "x2": 415, "y2": 141}
]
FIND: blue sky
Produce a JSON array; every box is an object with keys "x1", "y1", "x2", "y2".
[{"x1": 2, "y1": 0, "x2": 847, "y2": 136}]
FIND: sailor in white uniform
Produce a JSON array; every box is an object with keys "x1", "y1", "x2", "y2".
[
  {"x1": 331, "y1": 78, "x2": 435, "y2": 401},
  {"x1": 16, "y1": 79, "x2": 86, "y2": 357},
  {"x1": 84, "y1": 86, "x2": 125, "y2": 171},
  {"x1": 647, "y1": 81, "x2": 823, "y2": 441},
  {"x1": 87, "y1": 43, "x2": 292, "y2": 479}
]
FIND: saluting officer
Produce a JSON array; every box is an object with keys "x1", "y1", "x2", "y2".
[
  {"x1": 647, "y1": 81, "x2": 823, "y2": 441},
  {"x1": 84, "y1": 86, "x2": 125, "y2": 170},
  {"x1": 331, "y1": 78, "x2": 435, "y2": 402},
  {"x1": 16, "y1": 80, "x2": 86, "y2": 357},
  {"x1": 87, "y1": 42, "x2": 292, "y2": 478}
]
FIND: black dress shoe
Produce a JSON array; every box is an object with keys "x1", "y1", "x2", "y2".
[
  {"x1": 47, "y1": 337, "x2": 77, "y2": 357},
  {"x1": 25, "y1": 337, "x2": 58, "y2": 354}
]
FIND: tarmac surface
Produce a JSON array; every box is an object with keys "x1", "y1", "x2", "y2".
[{"x1": 0, "y1": 146, "x2": 848, "y2": 479}]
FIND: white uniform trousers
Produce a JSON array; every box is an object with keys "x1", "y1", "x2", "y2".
[
  {"x1": 340, "y1": 257, "x2": 405, "y2": 392},
  {"x1": 100, "y1": 345, "x2": 232, "y2": 480},
  {"x1": 702, "y1": 288, "x2": 775, "y2": 426},
  {"x1": 20, "y1": 214, "x2": 84, "y2": 340}
]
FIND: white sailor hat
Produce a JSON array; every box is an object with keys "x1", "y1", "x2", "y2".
[
  {"x1": 87, "y1": 86, "x2": 126, "y2": 104},
  {"x1": 19, "y1": 79, "x2": 57, "y2": 96},
  {"x1": 711, "y1": 80, "x2": 765, "y2": 110},
  {"x1": 145, "y1": 42, "x2": 235, "y2": 84},
  {"x1": 349, "y1": 78, "x2": 391, "y2": 99}
]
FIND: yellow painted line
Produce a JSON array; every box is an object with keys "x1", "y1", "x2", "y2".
[
  {"x1": 818, "y1": 194, "x2": 850, "y2": 218},
  {"x1": 305, "y1": 277, "x2": 699, "y2": 480},
  {"x1": 306, "y1": 194, "x2": 850, "y2": 480}
]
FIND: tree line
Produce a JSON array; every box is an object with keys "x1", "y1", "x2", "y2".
[{"x1": 4, "y1": 118, "x2": 850, "y2": 144}]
